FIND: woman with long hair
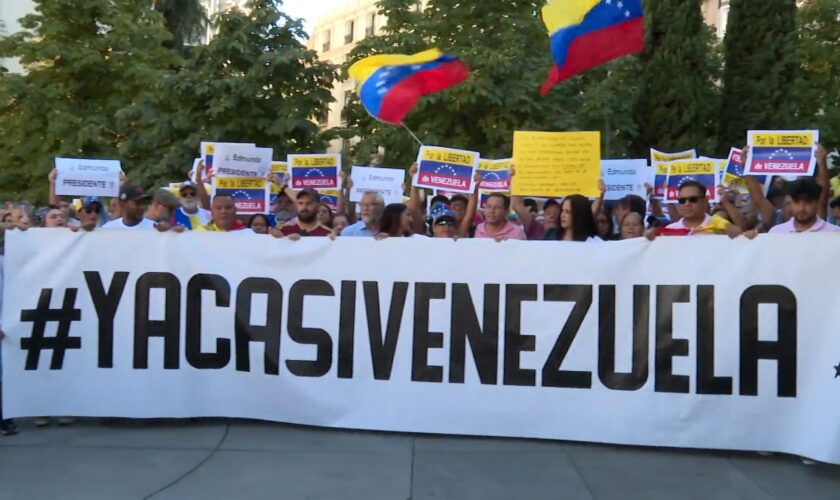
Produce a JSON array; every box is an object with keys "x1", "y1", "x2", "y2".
[
  {"x1": 376, "y1": 203, "x2": 414, "y2": 238},
  {"x1": 247, "y1": 214, "x2": 270, "y2": 235},
  {"x1": 556, "y1": 195, "x2": 598, "y2": 242},
  {"x1": 316, "y1": 202, "x2": 334, "y2": 229}
]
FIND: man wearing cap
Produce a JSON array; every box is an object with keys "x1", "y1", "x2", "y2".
[
  {"x1": 101, "y1": 185, "x2": 158, "y2": 230},
  {"x1": 273, "y1": 189, "x2": 331, "y2": 239},
  {"x1": 76, "y1": 197, "x2": 105, "y2": 231},
  {"x1": 172, "y1": 181, "x2": 212, "y2": 230},
  {"x1": 431, "y1": 209, "x2": 458, "y2": 238},
  {"x1": 147, "y1": 189, "x2": 180, "y2": 226}
]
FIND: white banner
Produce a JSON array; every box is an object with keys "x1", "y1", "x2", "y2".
[
  {"x1": 349, "y1": 166, "x2": 404, "y2": 204},
  {"x1": 3, "y1": 231, "x2": 840, "y2": 464},
  {"x1": 54, "y1": 158, "x2": 121, "y2": 197},
  {"x1": 212, "y1": 144, "x2": 272, "y2": 178},
  {"x1": 600, "y1": 159, "x2": 651, "y2": 201}
]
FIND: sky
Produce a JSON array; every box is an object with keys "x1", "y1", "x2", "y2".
[{"x1": 282, "y1": 0, "x2": 346, "y2": 37}]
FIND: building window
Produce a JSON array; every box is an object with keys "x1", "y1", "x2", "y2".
[
  {"x1": 345, "y1": 20, "x2": 354, "y2": 44},
  {"x1": 322, "y1": 29, "x2": 331, "y2": 52},
  {"x1": 365, "y1": 14, "x2": 375, "y2": 37},
  {"x1": 343, "y1": 90, "x2": 353, "y2": 107}
]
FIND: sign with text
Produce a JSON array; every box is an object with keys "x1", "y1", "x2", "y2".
[
  {"x1": 54, "y1": 158, "x2": 121, "y2": 197},
  {"x1": 4, "y1": 231, "x2": 840, "y2": 465},
  {"x1": 319, "y1": 189, "x2": 340, "y2": 211},
  {"x1": 212, "y1": 144, "x2": 272, "y2": 178},
  {"x1": 212, "y1": 177, "x2": 269, "y2": 215},
  {"x1": 413, "y1": 146, "x2": 479, "y2": 193},
  {"x1": 200, "y1": 142, "x2": 255, "y2": 178},
  {"x1": 664, "y1": 160, "x2": 718, "y2": 203},
  {"x1": 650, "y1": 148, "x2": 697, "y2": 198},
  {"x1": 350, "y1": 166, "x2": 404, "y2": 205},
  {"x1": 288, "y1": 154, "x2": 340, "y2": 190},
  {"x1": 512, "y1": 131, "x2": 600, "y2": 197},
  {"x1": 477, "y1": 159, "x2": 512, "y2": 192},
  {"x1": 600, "y1": 159, "x2": 650, "y2": 201},
  {"x1": 269, "y1": 161, "x2": 288, "y2": 195},
  {"x1": 744, "y1": 130, "x2": 819, "y2": 177}
]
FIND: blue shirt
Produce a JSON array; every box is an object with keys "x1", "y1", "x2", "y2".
[{"x1": 340, "y1": 221, "x2": 376, "y2": 237}]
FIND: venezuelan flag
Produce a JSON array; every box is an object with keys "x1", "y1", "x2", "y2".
[
  {"x1": 348, "y1": 49, "x2": 469, "y2": 125},
  {"x1": 540, "y1": 0, "x2": 643, "y2": 95}
]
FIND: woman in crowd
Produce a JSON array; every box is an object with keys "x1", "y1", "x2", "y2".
[
  {"x1": 41, "y1": 206, "x2": 67, "y2": 228},
  {"x1": 376, "y1": 203, "x2": 415, "y2": 239},
  {"x1": 317, "y1": 202, "x2": 334, "y2": 229},
  {"x1": 595, "y1": 210, "x2": 615, "y2": 241},
  {"x1": 248, "y1": 214, "x2": 270, "y2": 235},
  {"x1": 619, "y1": 212, "x2": 645, "y2": 239},
  {"x1": 553, "y1": 195, "x2": 598, "y2": 242},
  {"x1": 332, "y1": 213, "x2": 349, "y2": 236}
]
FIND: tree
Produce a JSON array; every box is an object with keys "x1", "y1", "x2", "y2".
[
  {"x1": 718, "y1": 0, "x2": 797, "y2": 151},
  {"x1": 342, "y1": 0, "x2": 641, "y2": 169},
  {"x1": 0, "y1": 0, "x2": 178, "y2": 202},
  {"x1": 153, "y1": 0, "x2": 208, "y2": 51},
  {"x1": 632, "y1": 0, "x2": 721, "y2": 155},
  {"x1": 117, "y1": 0, "x2": 336, "y2": 187},
  {"x1": 792, "y1": 0, "x2": 840, "y2": 153}
]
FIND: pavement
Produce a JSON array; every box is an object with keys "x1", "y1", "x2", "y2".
[{"x1": 0, "y1": 419, "x2": 838, "y2": 500}]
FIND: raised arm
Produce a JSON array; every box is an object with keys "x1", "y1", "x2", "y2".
[
  {"x1": 509, "y1": 166, "x2": 534, "y2": 229},
  {"x1": 591, "y1": 179, "x2": 606, "y2": 216},
  {"x1": 195, "y1": 162, "x2": 211, "y2": 209},
  {"x1": 816, "y1": 143, "x2": 829, "y2": 219},
  {"x1": 716, "y1": 186, "x2": 746, "y2": 229},
  {"x1": 740, "y1": 147, "x2": 775, "y2": 228},
  {"x1": 407, "y1": 163, "x2": 425, "y2": 234},
  {"x1": 48, "y1": 168, "x2": 60, "y2": 207},
  {"x1": 458, "y1": 172, "x2": 481, "y2": 238},
  {"x1": 336, "y1": 170, "x2": 347, "y2": 216}
]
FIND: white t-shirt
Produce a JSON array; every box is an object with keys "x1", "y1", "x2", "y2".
[{"x1": 101, "y1": 218, "x2": 157, "y2": 230}]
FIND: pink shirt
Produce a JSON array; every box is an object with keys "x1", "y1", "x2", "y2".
[
  {"x1": 768, "y1": 217, "x2": 840, "y2": 234},
  {"x1": 474, "y1": 221, "x2": 527, "y2": 240}
]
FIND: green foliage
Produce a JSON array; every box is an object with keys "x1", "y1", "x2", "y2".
[
  {"x1": 342, "y1": 0, "x2": 642, "y2": 169},
  {"x1": 152, "y1": 0, "x2": 208, "y2": 52},
  {"x1": 0, "y1": 0, "x2": 178, "y2": 202},
  {"x1": 718, "y1": 0, "x2": 797, "y2": 151},
  {"x1": 792, "y1": 0, "x2": 840, "y2": 153},
  {"x1": 117, "y1": 0, "x2": 337, "y2": 187},
  {"x1": 632, "y1": 0, "x2": 721, "y2": 155}
]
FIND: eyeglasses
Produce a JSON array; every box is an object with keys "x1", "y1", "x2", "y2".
[{"x1": 677, "y1": 196, "x2": 702, "y2": 205}]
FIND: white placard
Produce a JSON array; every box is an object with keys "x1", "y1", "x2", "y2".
[
  {"x1": 54, "y1": 157, "x2": 121, "y2": 197},
  {"x1": 349, "y1": 166, "x2": 404, "y2": 204},
  {"x1": 600, "y1": 159, "x2": 650, "y2": 201},
  {"x1": 211, "y1": 144, "x2": 272, "y2": 178}
]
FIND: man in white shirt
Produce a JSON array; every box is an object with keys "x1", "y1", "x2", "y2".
[{"x1": 101, "y1": 185, "x2": 157, "y2": 230}]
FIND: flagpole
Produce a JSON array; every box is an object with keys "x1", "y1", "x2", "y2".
[{"x1": 401, "y1": 123, "x2": 424, "y2": 147}]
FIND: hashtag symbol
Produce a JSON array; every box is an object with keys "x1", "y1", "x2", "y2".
[{"x1": 20, "y1": 288, "x2": 82, "y2": 370}]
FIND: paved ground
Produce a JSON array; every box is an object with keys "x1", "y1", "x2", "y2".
[{"x1": 0, "y1": 419, "x2": 838, "y2": 500}]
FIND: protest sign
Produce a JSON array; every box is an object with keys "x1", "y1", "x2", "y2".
[
  {"x1": 54, "y1": 158, "x2": 121, "y2": 197},
  {"x1": 650, "y1": 148, "x2": 696, "y2": 198},
  {"x1": 319, "y1": 189, "x2": 340, "y2": 211},
  {"x1": 350, "y1": 166, "x2": 405, "y2": 205},
  {"x1": 600, "y1": 159, "x2": 650, "y2": 201},
  {"x1": 512, "y1": 131, "x2": 600, "y2": 197},
  {"x1": 664, "y1": 160, "x2": 718, "y2": 203},
  {"x1": 212, "y1": 144, "x2": 272, "y2": 178},
  {"x1": 212, "y1": 177, "x2": 269, "y2": 215},
  {"x1": 288, "y1": 154, "x2": 340, "y2": 190},
  {"x1": 744, "y1": 130, "x2": 819, "y2": 177},
  {"x1": 413, "y1": 146, "x2": 479, "y2": 193},
  {"x1": 5, "y1": 231, "x2": 840, "y2": 465},
  {"x1": 200, "y1": 142, "x2": 255, "y2": 177},
  {"x1": 269, "y1": 161, "x2": 288, "y2": 195},
  {"x1": 477, "y1": 159, "x2": 512, "y2": 192}
]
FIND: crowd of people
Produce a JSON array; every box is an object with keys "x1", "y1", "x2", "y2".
[{"x1": 0, "y1": 146, "x2": 839, "y2": 436}]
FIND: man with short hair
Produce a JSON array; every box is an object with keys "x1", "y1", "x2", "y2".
[
  {"x1": 647, "y1": 180, "x2": 737, "y2": 238},
  {"x1": 341, "y1": 191, "x2": 384, "y2": 237},
  {"x1": 768, "y1": 177, "x2": 839, "y2": 233},
  {"x1": 172, "y1": 181, "x2": 211, "y2": 230},
  {"x1": 148, "y1": 189, "x2": 180, "y2": 224},
  {"x1": 473, "y1": 193, "x2": 527, "y2": 241},
  {"x1": 76, "y1": 197, "x2": 104, "y2": 231},
  {"x1": 101, "y1": 185, "x2": 158, "y2": 230},
  {"x1": 274, "y1": 189, "x2": 331, "y2": 239},
  {"x1": 829, "y1": 197, "x2": 840, "y2": 224},
  {"x1": 194, "y1": 195, "x2": 246, "y2": 232}
]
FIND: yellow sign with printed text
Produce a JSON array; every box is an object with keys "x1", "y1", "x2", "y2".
[
  {"x1": 270, "y1": 161, "x2": 287, "y2": 194},
  {"x1": 420, "y1": 147, "x2": 478, "y2": 166},
  {"x1": 289, "y1": 155, "x2": 339, "y2": 168},
  {"x1": 667, "y1": 160, "x2": 716, "y2": 176},
  {"x1": 511, "y1": 131, "x2": 601, "y2": 197},
  {"x1": 213, "y1": 177, "x2": 266, "y2": 190},
  {"x1": 750, "y1": 131, "x2": 816, "y2": 148}
]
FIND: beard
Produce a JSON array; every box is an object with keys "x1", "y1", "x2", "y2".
[
  {"x1": 298, "y1": 210, "x2": 316, "y2": 224},
  {"x1": 181, "y1": 199, "x2": 199, "y2": 212},
  {"x1": 794, "y1": 213, "x2": 817, "y2": 225},
  {"x1": 361, "y1": 212, "x2": 379, "y2": 226}
]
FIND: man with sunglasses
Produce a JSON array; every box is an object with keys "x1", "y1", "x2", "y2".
[
  {"x1": 77, "y1": 197, "x2": 104, "y2": 231},
  {"x1": 172, "y1": 181, "x2": 212, "y2": 230},
  {"x1": 647, "y1": 180, "x2": 737, "y2": 238}
]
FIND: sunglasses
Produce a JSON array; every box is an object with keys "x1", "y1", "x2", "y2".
[
  {"x1": 180, "y1": 191, "x2": 197, "y2": 198},
  {"x1": 84, "y1": 206, "x2": 101, "y2": 214},
  {"x1": 677, "y1": 196, "x2": 702, "y2": 205}
]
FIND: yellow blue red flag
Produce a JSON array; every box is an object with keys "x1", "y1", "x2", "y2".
[
  {"x1": 348, "y1": 49, "x2": 469, "y2": 125},
  {"x1": 540, "y1": 0, "x2": 643, "y2": 95}
]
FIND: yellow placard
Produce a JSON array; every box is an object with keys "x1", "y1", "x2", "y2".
[
  {"x1": 420, "y1": 147, "x2": 477, "y2": 166},
  {"x1": 650, "y1": 148, "x2": 696, "y2": 164},
  {"x1": 213, "y1": 177, "x2": 266, "y2": 190},
  {"x1": 289, "y1": 155, "x2": 339, "y2": 168},
  {"x1": 511, "y1": 131, "x2": 601, "y2": 197},
  {"x1": 271, "y1": 161, "x2": 287, "y2": 173},
  {"x1": 750, "y1": 131, "x2": 815, "y2": 148},
  {"x1": 478, "y1": 158, "x2": 512, "y2": 172}
]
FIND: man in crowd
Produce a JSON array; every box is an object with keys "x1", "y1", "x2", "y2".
[
  {"x1": 102, "y1": 185, "x2": 157, "y2": 230},
  {"x1": 194, "y1": 194, "x2": 246, "y2": 232},
  {"x1": 767, "y1": 177, "x2": 839, "y2": 233},
  {"x1": 273, "y1": 189, "x2": 331, "y2": 239},
  {"x1": 172, "y1": 181, "x2": 211, "y2": 230},
  {"x1": 148, "y1": 189, "x2": 180, "y2": 226},
  {"x1": 341, "y1": 192, "x2": 384, "y2": 237},
  {"x1": 430, "y1": 209, "x2": 458, "y2": 238},
  {"x1": 75, "y1": 197, "x2": 104, "y2": 231},
  {"x1": 514, "y1": 196, "x2": 559, "y2": 240},
  {"x1": 472, "y1": 193, "x2": 527, "y2": 241},
  {"x1": 647, "y1": 180, "x2": 738, "y2": 238}
]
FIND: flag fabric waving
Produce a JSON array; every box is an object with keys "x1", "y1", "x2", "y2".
[
  {"x1": 540, "y1": 0, "x2": 644, "y2": 95},
  {"x1": 347, "y1": 49, "x2": 469, "y2": 125}
]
